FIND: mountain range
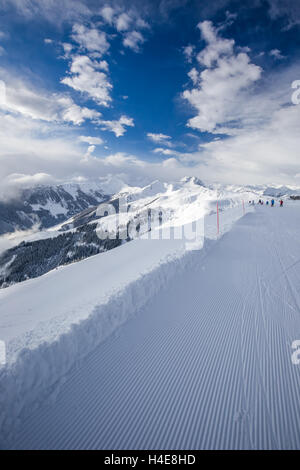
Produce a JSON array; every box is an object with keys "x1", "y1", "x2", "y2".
[{"x1": 0, "y1": 177, "x2": 299, "y2": 288}]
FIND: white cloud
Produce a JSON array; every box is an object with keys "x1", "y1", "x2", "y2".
[
  {"x1": 82, "y1": 144, "x2": 96, "y2": 161},
  {"x1": 147, "y1": 132, "x2": 172, "y2": 144},
  {"x1": 193, "y1": 103, "x2": 300, "y2": 185},
  {"x1": 100, "y1": 5, "x2": 115, "y2": 24},
  {"x1": 136, "y1": 18, "x2": 150, "y2": 29},
  {"x1": 60, "y1": 42, "x2": 73, "y2": 59},
  {"x1": 183, "y1": 21, "x2": 262, "y2": 134},
  {"x1": 187, "y1": 67, "x2": 198, "y2": 85},
  {"x1": 100, "y1": 6, "x2": 149, "y2": 34},
  {"x1": 2, "y1": 89, "x2": 300, "y2": 198},
  {"x1": 196, "y1": 20, "x2": 235, "y2": 67},
  {"x1": 99, "y1": 115, "x2": 134, "y2": 137},
  {"x1": 0, "y1": 73, "x2": 100, "y2": 125},
  {"x1": 266, "y1": 0, "x2": 300, "y2": 29},
  {"x1": 183, "y1": 45, "x2": 194, "y2": 62},
  {"x1": 79, "y1": 135, "x2": 104, "y2": 145},
  {"x1": 0, "y1": 107, "x2": 190, "y2": 195},
  {"x1": 123, "y1": 31, "x2": 145, "y2": 52},
  {"x1": 269, "y1": 48, "x2": 285, "y2": 60},
  {"x1": 153, "y1": 147, "x2": 181, "y2": 156},
  {"x1": 71, "y1": 23, "x2": 110, "y2": 55},
  {"x1": 1, "y1": 0, "x2": 92, "y2": 25},
  {"x1": 61, "y1": 55, "x2": 112, "y2": 107},
  {"x1": 0, "y1": 172, "x2": 55, "y2": 200},
  {"x1": 177, "y1": 60, "x2": 300, "y2": 185},
  {"x1": 116, "y1": 12, "x2": 132, "y2": 31},
  {"x1": 5, "y1": 172, "x2": 54, "y2": 187},
  {"x1": 59, "y1": 99, "x2": 101, "y2": 124}
]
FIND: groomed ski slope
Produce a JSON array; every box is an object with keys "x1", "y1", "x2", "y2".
[{"x1": 3, "y1": 203, "x2": 300, "y2": 449}]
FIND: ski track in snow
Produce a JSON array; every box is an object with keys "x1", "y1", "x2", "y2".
[{"x1": 3, "y1": 204, "x2": 300, "y2": 449}]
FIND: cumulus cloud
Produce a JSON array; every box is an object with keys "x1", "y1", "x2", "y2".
[
  {"x1": 100, "y1": 5, "x2": 115, "y2": 24},
  {"x1": 183, "y1": 21, "x2": 262, "y2": 134},
  {"x1": 187, "y1": 67, "x2": 198, "y2": 85},
  {"x1": 61, "y1": 55, "x2": 112, "y2": 107},
  {"x1": 269, "y1": 48, "x2": 285, "y2": 60},
  {"x1": 59, "y1": 99, "x2": 101, "y2": 124},
  {"x1": 177, "y1": 20, "x2": 300, "y2": 185},
  {"x1": 98, "y1": 115, "x2": 134, "y2": 137},
  {"x1": 194, "y1": 103, "x2": 300, "y2": 185},
  {"x1": 116, "y1": 12, "x2": 132, "y2": 31},
  {"x1": 99, "y1": 6, "x2": 148, "y2": 52},
  {"x1": 78, "y1": 135, "x2": 104, "y2": 145},
  {"x1": 153, "y1": 147, "x2": 182, "y2": 156},
  {"x1": 183, "y1": 45, "x2": 194, "y2": 63},
  {"x1": 71, "y1": 23, "x2": 110, "y2": 55},
  {"x1": 147, "y1": 132, "x2": 175, "y2": 147},
  {"x1": 180, "y1": 58, "x2": 300, "y2": 185},
  {"x1": 123, "y1": 31, "x2": 145, "y2": 52},
  {"x1": 147, "y1": 132, "x2": 172, "y2": 145},
  {"x1": 62, "y1": 42, "x2": 73, "y2": 56},
  {"x1": 82, "y1": 144, "x2": 96, "y2": 161}
]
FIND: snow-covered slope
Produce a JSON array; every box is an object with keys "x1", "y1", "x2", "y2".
[
  {"x1": 0, "y1": 194, "x2": 254, "y2": 441},
  {"x1": 1, "y1": 201, "x2": 300, "y2": 448}
]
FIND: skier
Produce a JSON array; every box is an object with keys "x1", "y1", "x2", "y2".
[
  {"x1": 271, "y1": 199, "x2": 275, "y2": 207},
  {"x1": 266, "y1": 201, "x2": 269, "y2": 205},
  {"x1": 280, "y1": 199, "x2": 283, "y2": 207}
]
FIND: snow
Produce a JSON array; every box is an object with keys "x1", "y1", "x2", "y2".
[
  {"x1": 1, "y1": 176, "x2": 300, "y2": 449},
  {"x1": 97, "y1": 178, "x2": 255, "y2": 241},
  {"x1": 1, "y1": 202, "x2": 300, "y2": 449},
  {"x1": 0, "y1": 255, "x2": 16, "y2": 276},
  {"x1": 60, "y1": 180, "x2": 113, "y2": 198},
  {"x1": 31, "y1": 201, "x2": 69, "y2": 217},
  {"x1": 0, "y1": 196, "x2": 252, "y2": 443}
]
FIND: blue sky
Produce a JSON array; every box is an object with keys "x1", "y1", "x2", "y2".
[{"x1": 1, "y1": 0, "x2": 300, "y2": 194}]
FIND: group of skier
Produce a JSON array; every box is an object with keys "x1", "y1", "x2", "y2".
[{"x1": 250, "y1": 199, "x2": 284, "y2": 207}]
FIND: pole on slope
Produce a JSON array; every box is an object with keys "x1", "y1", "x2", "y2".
[
  {"x1": 217, "y1": 201, "x2": 219, "y2": 236},
  {"x1": 242, "y1": 199, "x2": 245, "y2": 215}
]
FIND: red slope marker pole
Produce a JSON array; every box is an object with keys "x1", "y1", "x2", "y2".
[{"x1": 217, "y1": 201, "x2": 219, "y2": 236}]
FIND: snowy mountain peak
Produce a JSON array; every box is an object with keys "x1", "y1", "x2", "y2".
[{"x1": 181, "y1": 176, "x2": 205, "y2": 187}]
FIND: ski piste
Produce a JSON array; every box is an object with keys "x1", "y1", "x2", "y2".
[{"x1": 1, "y1": 202, "x2": 300, "y2": 449}]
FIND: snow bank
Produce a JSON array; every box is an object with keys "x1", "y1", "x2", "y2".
[{"x1": 0, "y1": 203, "x2": 253, "y2": 442}]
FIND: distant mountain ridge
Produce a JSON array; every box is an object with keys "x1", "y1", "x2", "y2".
[
  {"x1": 0, "y1": 182, "x2": 111, "y2": 235},
  {"x1": 1, "y1": 177, "x2": 300, "y2": 289}
]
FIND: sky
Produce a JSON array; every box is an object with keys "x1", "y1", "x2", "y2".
[{"x1": 1, "y1": 0, "x2": 300, "y2": 196}]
